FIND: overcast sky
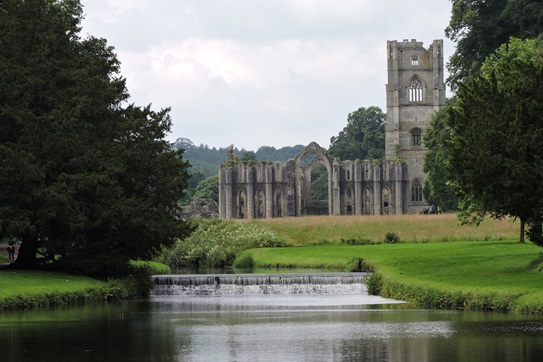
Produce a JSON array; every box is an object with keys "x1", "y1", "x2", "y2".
[{"x1": 81, "y1": 0, "x2": 455, "y2": 151}]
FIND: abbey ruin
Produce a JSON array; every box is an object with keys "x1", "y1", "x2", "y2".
[{"x1": 219, "y1": 39, "x2": 446, "y2": 218}]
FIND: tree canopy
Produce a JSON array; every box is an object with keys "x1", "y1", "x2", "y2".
[
  {"x1": 446, "y1": 37, "x2": 543, "y2": 243},
  {"x1": 328, "y1": 106, "x2": 385, "y2": 161},
  {"x1": 0, "y1": 0, "x2": 191, "y2": 276},
  {"x1": 446, "y1": 0, "x2": 543, "y2": 89},
  {"x1": 423, "y1": 100, "x2": 458, "y2": 212}
]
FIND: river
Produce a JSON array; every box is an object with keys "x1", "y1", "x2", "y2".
[{"x1": 1, "y1": 273, "x2": 543, "y2": 361}]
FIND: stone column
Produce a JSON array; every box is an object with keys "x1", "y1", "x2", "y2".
[
  {"x1": 373, "y1": 164, "x2": 382, "y2": 215},
  {"x1": 332, "y1": 161, "x2": 341, "y2": 215},
  {"x1": 265, "y1": 165, "x2": 273, "y2": 218},
  {"x1": 224, "y1": 168, "x2": 234, "y2": 219},
  {"x1": 354, "y1": 164, "x2": 362, "y2": 215},
  {"x1": 246, "y1": 166, "x2": 254, "y2": 219},
  {"x1": 395, "y1": 164, "x2": 403, "y2": 215}
]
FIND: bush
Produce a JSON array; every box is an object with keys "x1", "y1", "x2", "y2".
[
  {"x1": 233, "y1": 254, "x2": 255, "y2": 270},
  {"x1": 340, "y1": 238, "x2": 374, "y2": 245},
  {"x1": 384, "y1": 232, "x2": 401, "y2": 244},
  {"x1": 365, "y1": 273, "x2": 383, "y2": 295},
  {"x1": 159, "y1": 218, "x2": 289, "y2": 270}
]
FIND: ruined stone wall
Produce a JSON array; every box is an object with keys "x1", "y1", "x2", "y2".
[{"x1": 219, "y1": 143, "x2": 409, "y2": 219}]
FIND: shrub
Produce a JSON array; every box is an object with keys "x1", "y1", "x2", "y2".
[
  {"x1": 384, "y1": 232, "x2": 401, "y2": 244},
  {"x1": 365, "y1": 273, "x2": 383, "y2": 295},
  {"x1": 233, "y1": 254, "x2": 255, "y2": 270},
  {"x1": 159, "y1": 218, "x2": 289, "y2": 270},
  {"x1": 340, "y1": 238, "x2": 374, "y2": 245}
]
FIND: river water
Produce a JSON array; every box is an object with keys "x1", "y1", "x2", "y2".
[{"x1": 1, "y1": 274, "x2": 543, "y2": 362}]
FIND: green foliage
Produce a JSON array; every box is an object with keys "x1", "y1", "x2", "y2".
[
  {"x1": 130, "y1": 260, "x2": 171, "y2": 275},
  {"x1": 340, "y1": 238, "x2": 375, "y2": 245},
  {"x1": 159, "y1": 218, "x2": 289, "y2": 270},
  {"x1": 447, "y1": 37, "x2": 543, "y2": 243},
  {"x1": 383, "y1": 232, "x2": 401, "y2": 244},
  {"x1": 328, "y1": 106, "x2": 385, "y2": 161},
  {"x1": 0, "y1": 0, "x2": 192, "y2": 276},
  {"x1": 423, "y1": 100, "x2": 458, "y2": 211},
  {"x1": 365, "y1": 273, "x2": 383, "y2": 295},
  {"x1": 233, "y1": 254, "x2": 255, "y2": 270},
  {"x1": 192, "y1": 175, "x2": 219, "y2": 203},
  {"x1": 173, "y1": 138, "x2": 304, "y2": 178},
  {"x1": 446, "y1": 0, "x2": 543, "y2": 90},
  {"x1": 310, "y1": 165, "x2": 328, "y2": 201}
]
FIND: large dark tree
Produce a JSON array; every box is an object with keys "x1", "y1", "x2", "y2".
[
  {"x1": 446, "y1": 0, "x2": 543, "y2": 90},
  {"x1": 328, "y1": 106, "x2": 385, "y2": 161},
  {"x1": 446, "y1": 37, "x2": 543, "y2": 243},
  {"x1": 0, "y1": 0, "x2": 191, "y2": 276}
]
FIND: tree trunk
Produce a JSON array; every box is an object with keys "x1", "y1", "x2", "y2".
[
  {"x1": 11, "y1": 234, "x2": 39, "y2": 269},
  {"x1": 519, "y1": 219, "x2": 525, "y2": 243}
]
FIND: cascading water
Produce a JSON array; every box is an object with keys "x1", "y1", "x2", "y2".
[{"x1": 152, "y1": 272, "x2": 368, "y2": 296}]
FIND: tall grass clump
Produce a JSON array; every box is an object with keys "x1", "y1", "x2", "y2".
[{"x1": 159, "y1": 218, "x2": 289, "y2": 270}]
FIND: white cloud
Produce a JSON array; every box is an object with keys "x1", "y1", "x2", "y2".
[{"x1": 81, "y1": 0, "x2": 454, "y2": 150}]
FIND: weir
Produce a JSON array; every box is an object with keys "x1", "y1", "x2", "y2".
[{"x1": 152, "y1": 272, "x2": 368, "y2": 296}]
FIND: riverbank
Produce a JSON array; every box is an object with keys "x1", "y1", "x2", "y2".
[
  {"x1": 0, "y1": 261, "x2": 169, "y2": 310},
  {"x1": 241, "y1": 239, "x2": 543, "y2": 314}
]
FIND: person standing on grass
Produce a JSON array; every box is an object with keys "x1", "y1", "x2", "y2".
[{"x1": 7, "y1": 240, "x2": 16, "y2": 263}]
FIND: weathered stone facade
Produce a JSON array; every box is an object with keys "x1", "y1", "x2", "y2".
[
  {"x1": 386, "y1": 39, "x2": 446, "y2": 213},
  {"x1": 219, "y1": 142, "x2": 409, "y2": 218},
  {"x1": 219, "y1": 39, "x2": 444, "y2": 218}
]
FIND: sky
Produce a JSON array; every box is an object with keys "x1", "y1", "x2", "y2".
[{"x1": 81, "y1": 0, "x2": 455, "y2": 151}]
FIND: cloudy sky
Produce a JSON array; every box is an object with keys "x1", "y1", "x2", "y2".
[{"x1": 81, "y1": 0, "x2": 455, "y2": 151}]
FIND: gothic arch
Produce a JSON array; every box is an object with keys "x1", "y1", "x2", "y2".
[
  {"x1": 382, "y1": 186, "x2": 392, "y2": 215},
  {"x1": 237, "y1": 189, "x2": 247, "y2": 219},
  {"x1": 408, "y1": 75, "x2": 425, "y2": 102},
  {"x1": 364, "y1": 187, "x2": 373, "y2": 215},
  {"x1": 410, "y1": 128, "x2": 423, "y2": 146},
  {"x1": 411, "y1": 178, "x2": 423, "y2": 203},
  {"x1": 344, "y1": 185, "x2": 353, "y2": 215},
  {"x1": 273, "y1": 189, "x2": 283, "y2": 217},
  {"x1": 294, "y1": 142, "x2": 333, "y2": 216},
  {"x1": 255, "y1": 188, "x2": 266, "y2": 218}
]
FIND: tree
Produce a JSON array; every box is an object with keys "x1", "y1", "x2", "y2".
[
  {"x1": 0, "y1": 0, "x2": 191, "y2": 276},
  {"x1": 446, "y1": 37, "x2": 543, "y2": 243},
  {"x1": 193, "y1": 175, "x2": 219, "y2": 203},
  {"x1": 423, "y1": 100, "x2": 458, "y2": 211},
  {"x1": 328, "y1": 106, "x2": 385, "y2": 161},
  {"x1": 446, "y1": 0, "x2": 543, "y2": 90},
  {"x1": 241, "y1": 151, "x2": 256, "y2": 162}
]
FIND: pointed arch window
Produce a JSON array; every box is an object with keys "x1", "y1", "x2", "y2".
[
  {"x1": 411, "y1": 128, "x2": 422, "y2": 146},
  {"x1": 409, "y1": 78, "x2": 423, "y2": 102},
  {"x1": 411, "y1": 179, "x2": 423, "y2": 202}
]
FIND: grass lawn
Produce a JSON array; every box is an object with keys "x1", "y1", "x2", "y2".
[
  {"x1": 0, "y1": 270, "x2": 108, "y2": 299},
  {"x1": 243, "y1": 239, "x2": 543, "y2": 312}
]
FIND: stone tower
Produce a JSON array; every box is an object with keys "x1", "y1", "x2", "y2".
[{"x1": 385, "y1": 39, "x2": 446, "y2": 213}]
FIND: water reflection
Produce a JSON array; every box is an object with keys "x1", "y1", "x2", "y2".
[{"x1": 1, "y1": 295, "x2": 543, "y2": 361}]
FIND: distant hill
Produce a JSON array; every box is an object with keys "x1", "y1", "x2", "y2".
[{"x1": 172, "y1": 138, "x2": 305, "y2": 177}]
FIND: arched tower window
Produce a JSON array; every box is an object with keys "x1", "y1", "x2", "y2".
[
  {"x1": 411, "y1": 128, "x2": 422, "y2": 146},
  {"x1": 409, "y1": 78, "x2": 423, "y2": 102},
  {"x1": 411, "y1": 179, "x2": 423, "y2": 202}
]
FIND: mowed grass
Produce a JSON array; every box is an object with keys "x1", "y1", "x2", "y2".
[
  {"x1": 237, "y1": 214, "x2": 543, "y2": 312},
  {"x1": 241, "y1": 213, "x2": 519, "y2": 245},
  {"x1": 0, "y1": 270, "x2": 108, "y2": 299},
  {"x1": 245, "y1": 240, "x2": 543, "y2": 311}
]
